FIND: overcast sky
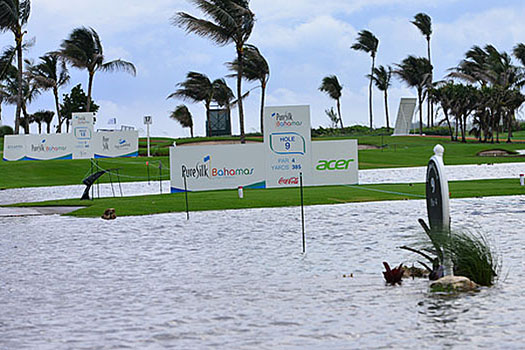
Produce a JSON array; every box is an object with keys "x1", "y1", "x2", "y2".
[{"x1": 1, "y1": 0, "x2": 525, "y2": 137}]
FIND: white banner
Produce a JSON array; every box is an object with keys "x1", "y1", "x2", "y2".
[
  {"x1": 72, "y1": 112, "x2": 95, "y2": 159},
  {"x1": 264, "y1": 105, "x2": 312, "y2": 188},
  {"x1": 93, "y1": 131, "x2": 139, "y2": 158},
  {"x1": 311, "y1": 140, "x2": 358, "y2": 186},
  {"x1": 170, "y1": 144, "x2": 267, "y2": 192},
  {"x1": 3, "y1": 134, "x2": 73, "y2": 161}
]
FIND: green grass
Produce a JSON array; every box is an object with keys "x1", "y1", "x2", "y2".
[
  {"x1": 9, "y1": 178, "x2": 524, "y2": 217},
  {"x1": 2, "y1": 135, "x2": 525, "y2": 189}
]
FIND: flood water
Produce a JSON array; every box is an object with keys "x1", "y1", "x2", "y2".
[{"x1": 1, "y1": 195, "x2": 524, "y2": 349}]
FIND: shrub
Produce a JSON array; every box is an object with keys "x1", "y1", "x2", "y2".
[{"x1": 0, "y1": 125, "x2": 14, "y2": 137}]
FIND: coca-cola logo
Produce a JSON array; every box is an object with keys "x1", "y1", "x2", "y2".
[{"x1": 278, "y1": 177, "x2": 299, "y2": 185}]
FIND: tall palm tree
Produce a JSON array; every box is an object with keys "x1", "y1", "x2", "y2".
[
  {"x1": 226, "y1": 44, "x2": 269, "y2": 135},
  {"x1": 369, "y1": 65, "x2": 392, "y2": 131},
  {"x1": 170, "y1": 104, "x2": 193, "y2": 137},
  {"x1": 411, "y1": 13, "x2": 433, "y2": 126},
  {"x1": 351, "y1": 29, "x2": 379, "y2": 130},
  {"x1": 319, "y1": 75, "x2": 344, "y2": 129},
  {"x1": 28, "y1": 54, "x2": 69, "y2": 132},
  {"x1": 0, "y1": 0, "x2": 31, "y2": 134},
  {"x1": 173, "y1": 0, "x2": 255, "y2": 143},
  {"x1": 394, "y1": 56, "x2": 432, "y2": 135},
  {"x1": 58, "y1": 27, "x2": 136, "y2": 112}
]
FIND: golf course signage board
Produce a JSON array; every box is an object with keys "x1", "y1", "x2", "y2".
[
  {"x1": 169, "y1": 105, "x2": 359, "y2": 192},
  {"x1": 2, "y1": 113, "x2": 139, "y2": 161},
  {"x1": 426, "y1": 144, "x2": 450, "y2": 232}
]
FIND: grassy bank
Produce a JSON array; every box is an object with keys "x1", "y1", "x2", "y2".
[
  {"x1": 10, "y1": 178, "x2": 524, "y2": 217},
  {"x1": 1, "y1": 135, "x2": 525, "y2": 189}
]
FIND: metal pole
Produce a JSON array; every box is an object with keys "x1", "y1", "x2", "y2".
[
  {"x1": 108, "y1": 170, "x2": 115, "y2": 198},
  {"x1": 90, "y1": 159, "x2": 94, "y2": 201},
  {"x1": 96, "y1": 160, "x2": 100, "y2": 199},
  {"x1": 184, "y1": 174, "x2": 189, "y2": 220},
  {"x1": 159, "y1": 161, "x2": 162, "y2": 194},
  {"x1": 147, "y1": 123, "x2": 150, "y2": 158},
  {"x1": 300, "y1": 172, "x2": 305, "y2": 253},
  {"x1": 116, "y1": 169, "x2": 123, "y2": 197},
  {"x1": 146, "y1": 161, "x2": 150, "y2": 185}
]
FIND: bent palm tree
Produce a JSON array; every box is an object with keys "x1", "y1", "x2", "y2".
[
  {"x1": 28, "y1": 54, "x2": 69, "y2": 132},
  {"x1": 0, "y1": 0, "x2": 31, "y2": 134},
  {"x1": 411, "y1": 13, "x2": 433, "y2": 126},
  {"x1": 226, "y1": 44, "x2": 269, "y2": 135},
  {"x1": 394, "y1": 56, "x2": 432, "y2": 135},
  {"x1": 170, "y1": 105, "x2": 193, "y2": 137},
  {"x1": 351, "y1": 29, "x2": 379, "y2": 130},
  {"x1": 369, "y1": 65, "x2": 392, "y2": 131},
  {"x1": 58, "y1": 27, "x2": 136, "y2": 112},
  {"x1": 319, "y1": 75, "x2": 344, "y2": 129},
  {"x1": 173, "y1": 0, "x2": 254, "y2": 143}
]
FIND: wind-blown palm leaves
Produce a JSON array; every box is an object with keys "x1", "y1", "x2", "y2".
[
  {"x1": 351, "y1": 29, "x2": 379, "y2": 130},
  {"x1": 226, "y1": 44, "x2": 269, "y2": 135},
  {"x1": 57, "y1": 27, "x2": 136, "y2": 113},
  {"x1": 168, "y1": 71, "x2": 234, "y2": 136},
  {"x1": 319, "y1": 75, "x2": 344, "y2": 129},
  {"x1": 28, "y1": 54, "x2": 69, "y2": 132},
  {"x1": 394, "y1": 56, "x2": 432, "y2": 135},
  {"x1": 369, "y1": 65, "x2": 392, "y2": 131},
  {"x1": 411, "y1": 13, "x2": 433, "y2": 127},
  {"x1": 0, "y1": 0, "x2": 31, "y2": 134},
  {"x1": 170, "y1": 105, "x2": 194, "y2": 137},
  {"x1": 173, "y1": 0, "x2": 254, "y2": 143}
]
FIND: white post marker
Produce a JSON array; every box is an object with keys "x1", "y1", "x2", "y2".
[
  {"x1": 520, "y1": 174, "x2": 524, "y2": 186},
  {"x1": 426, "y1": 144, "x2": 452, "y2": 276},
  {"x1": 144, "y1": 116, "x2": 152, "y2": 157},
  {"x1": 238, "y1": 186, "x2": 244, "y2": 199}
]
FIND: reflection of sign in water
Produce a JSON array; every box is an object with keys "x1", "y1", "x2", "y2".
[{"x1": 269, "y1": 132, "x2": 306, "y2": 155}]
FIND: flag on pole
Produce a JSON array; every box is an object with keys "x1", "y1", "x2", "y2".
[{"x1": 108, "y1": 118, "x2": 117, "y2": 125}]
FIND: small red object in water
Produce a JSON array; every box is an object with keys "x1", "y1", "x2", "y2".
[{"x1": 383, "y1": 262, "x2": 404, "y2": 285}]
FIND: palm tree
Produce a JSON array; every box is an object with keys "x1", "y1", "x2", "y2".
[
  {"x1": 173, "y1": 0, "x2": 255, "y2": 143},
  {"x1": 28, "y1": 54, "x2": 69, "y2": 132},
  {"x1": 351, "y1": 29, "x2": 379, "y2": 130},
  {"x1": 0, "y1": 0, "x2": 31, "y2": 134},
  {"x1": 369, "y1": 65, "x2": 392, "y2": 131},
  {"x1": 411, "y1": 13, "x2": 433, "y2": 126},
  {"x1": 168, "y1": 72, "x2": 233, "y2": 136},
  {"x1": 58, "y1": 27, "x2": 136, "y2": 112},
  {"x1": 226, "y1": 44, "x2": 269, "y2": 135},
  {"x1": 170, "y1": 105, "x2": 193, "y2": 137},
  {"x1": 319, "y1": 75, "x2": 344, "y2": 129},
  {"x1": 394, "y1": 56, "x2": 432, "y2": 135}
]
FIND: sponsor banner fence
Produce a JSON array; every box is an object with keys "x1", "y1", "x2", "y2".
[
  {"x1": 170, "y1": 144, "x2": 267, "y2": 192},
  {"x1": 3, "y1": 113, "x2": 138, "y2": 161},
  {"x1": 311, "y1": 140, "x2": 358, "y2": 186}
]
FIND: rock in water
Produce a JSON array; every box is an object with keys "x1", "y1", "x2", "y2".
[
  {"x1": 430, "y1": 275, "x2": 478, "y2": 293},
  {"x1": 101, "y1": 208, "x2": 116, "y2": 220}
]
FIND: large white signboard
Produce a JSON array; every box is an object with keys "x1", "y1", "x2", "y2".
[
  {"x1": 311, "y1": 140, "x2": 358, "y2": 186},
  {"x1": 170, "y1": 144, "x2": 267, "y2": 192},
  {"x1": 3, "y1": 113, "x2": 139, "y2": 161},
  {"x1": 93, "y1": 131, "x2": 139, "y2": 158},
  {"x1": 264, "y1": 105, "x2": 312, "y2": 188},
  {"x1": 72, "y1": 112, "x2": 95, "y2": 159}
]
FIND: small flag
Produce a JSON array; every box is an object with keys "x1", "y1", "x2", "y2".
[
  {"x1": 204, "y1": 155, "x2": 210, "y2": 162},
  {"x1": 108, "y1": 117, "x2": 117, "y2": 125}
]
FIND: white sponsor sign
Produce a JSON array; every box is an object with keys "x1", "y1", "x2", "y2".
[
  {"x1": 93, "y1": 131, "x2": 139, "y2": 158},
  {"x1": 3, "y1": 113, "x2": 139, "y2": 162},
  {"x1": 170, "y1": 144, "x2": 266, "y2": 192},
  {"x1": 264, "y1": 105, "x2": 312, "y2": 188},
  {"x1": 311, "y1": 140, "x2": 358, "y2": 186}
]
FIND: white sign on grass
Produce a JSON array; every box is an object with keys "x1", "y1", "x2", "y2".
[
  {"x1": 311, "y1": 140, "x2": 358, "y2": 186},
  {"x1": 264, "y1": 105, "x2": 312, "y2": 188}
]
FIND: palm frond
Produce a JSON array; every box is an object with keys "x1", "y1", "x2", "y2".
[{"x1": 99, "y1": 59, "x2": 137, "y2": 76}]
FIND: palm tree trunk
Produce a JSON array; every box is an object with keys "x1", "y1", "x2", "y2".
[
  {"x1": 260, "y1": 80, "x2": 266, "y2": 136},
  {"x1": 46, "y1": 122, "x2": 51, "y2": 134},
  {"x1": 86, "y1": 71, "x2": 94, "y2": 112},
  {"x1": 506, "y1": 111, "x2": 513, "y2": 143},
  {"x1": 427, "y1": 38, "x2": 433, "y2": 127},
  {"x1": 15, "y1": 29, "x2": 24, "y2": 135},
  {"x1": 22, "y1": 102, "x2": 29, "y2": 134},
  {"x1": 237, "y1": 45, "x2": 246, "y2": 144},
  {"x1": 336, "y1": 98, "x2": 344, "y2": 129},
  {"x1": 368, "y1": 56, "x2": 375, "y2": 130},
  {"x1": 384, "y1": 90, "x2": 389, "y2": 131},
  {"x1": 53, "y1": 86, "x2": 61, "y2": 133},
  {"x1": 418, "y1": 88, "x2": 423, "y2": 135},
  {"x1": 190, "y1": 125, "x2": 194, "y2": 138},
  {"x1": 461, "y1": 116, "x2": 466, "y2": 143},
  {"x1": 444, "y1": 111, "x2": 453, "y2": 141}
]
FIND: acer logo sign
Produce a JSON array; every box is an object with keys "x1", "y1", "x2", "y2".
[
  {"x1": 278, "y1": 177, "x2": 299, "y2": 185},
  {"x1": 316, "y1": 158, "x2": 354, "y2": 171}
]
